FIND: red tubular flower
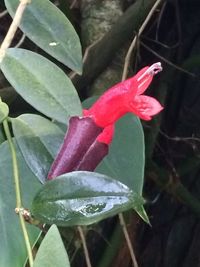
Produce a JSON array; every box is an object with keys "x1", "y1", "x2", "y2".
[
  {"x1": 84, "y1": 62, "x2": 163, "y2": 128},
  {"x1": 47, "y1": 62, "x2": 163, "y2": 180}
]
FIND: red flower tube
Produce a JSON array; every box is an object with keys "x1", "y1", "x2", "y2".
[{"x1": 47, "y1": 62, "x2": 163, "y2": 180}]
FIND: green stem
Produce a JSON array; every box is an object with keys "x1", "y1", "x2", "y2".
[
  {"x1": 3, "y1": 120, "x2": 21, "y2": 206},
  {"x1": 19, "y1": 214, "x2": 34, "y2": 267},
  {"x1": 3, "y1": 119, "x2": 34, "y2": 267}
]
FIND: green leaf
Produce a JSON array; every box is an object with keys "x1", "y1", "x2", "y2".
[
  {"x1": 12, "y1": 114, "x2": 64, "y2": 183},
  {"x1": 5, "y1": 0, "x2": 82, "y2": 73},
  {"x1": 33, "y1": 225, "x2": 70, "y2": 267},
  {"x1": 83, "y1": 97, "x2": 145, "y2": 195},
  {"x1": 0, "y1": 98, "x2": 9, "y2": 123},
  {"x1": 0, "y1": 140, "x2": 41, "y2": 267},
  {"x1": 1, "y1": 48, "x2": 82, "y2": 123},
  {"x1": 97, "y1": 114, "x2": 145, "y2": 194},
  {"x1": 134, "y1": 205, "x2": 150, "y2": 224},
  {"x1": 31, "y1": 171, "x2": 144, "y2": 226}
]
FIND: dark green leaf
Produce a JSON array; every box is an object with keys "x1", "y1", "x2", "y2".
[
  {"x1": 33, "y1": 225, "x2": 70, "y2": 267},
  {"x1": 5, "y1": 0, "x2": 82, "y2": 73},
  {"x1": 0, "y1": 140, "x2": 41, "y2": 267},
  {"x1": 12, "y1": 114, "x2": 64, "y2": 183},
  {"x1": 0, "y1": 98, "x2": 9, "y2": 123},
  {"x1": 1, "y1": 48, "x2": 82, "y2": 123},
  {"x1": 31, "y1": 171, "x2": 144, "y2": 226},
  {"x1": 97, "y1": 114, "x2": 145, "y2": 194}
]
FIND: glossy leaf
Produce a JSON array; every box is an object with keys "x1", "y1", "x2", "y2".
[
  {"x1": 0, "y1": 140, "x2": 41, "y2": 267},
  {"x1": 5, "y1": 0, "x2": 82, "y2": 73},
  {"x1": 12, "y1": 114, "x2": 64, "y2": 183},
  {"x1": 31, "y1": 171, "x2": 144, "y2": 226},
  {"x1": 0, "y1": 98, "x2": 9, "y2": 123},
  {"x1": 1, "y1": 48, "x2": 82, "y2": 123},
  {"x1": 33, "y1": 225, "x2": 70, "y2": 267},
  {"x1": 83, "y1": 97, "x2": 145, "y2": 195}
]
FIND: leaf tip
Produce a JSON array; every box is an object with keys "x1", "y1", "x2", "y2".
[{"x1": 134, "y1": 205, "x2": 150, "y2": 225}]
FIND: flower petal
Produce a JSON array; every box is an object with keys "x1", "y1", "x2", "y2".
[
  {"x1": 75, "y1": 141, "x2": 109, "y2": 171},
  {"x1": 97, "y1": 125, "x2": 115, "y2": 144},
  {"x1": 84, "y1": 63, "x2": 163, "y2": 127},
  {"x1": 129, "y1": 95, "x2": 163, "y2": 120},
  {"x1": 47, "y1": 116, "x2": 103, "y2": 179}
]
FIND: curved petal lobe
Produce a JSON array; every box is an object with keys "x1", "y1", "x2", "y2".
[{"x1": 129, "y1": 95, "x2": 163, "y2": 120}]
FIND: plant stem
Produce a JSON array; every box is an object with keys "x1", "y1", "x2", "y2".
[
  {"x1": 3, "y1": 120, "x2": 21, "y2": 207},
  {"x1": 122, "y1": 0, "x2": 163, "y2": 81},
  {"x1": 19, "y1": 214, "x2": 34, "y2": 266},
  {"x1": 0, "y1": 10, "x2": 8, "y2": 19},
  {"x1": 0, "y1": 0, "x2": 31, "y2": 62},
  {"x1": 118, "y1": 213, "x2": 139, "y2": 267},
  {"x1": 140, "y1": 41, "x2": 195, "y2": 77},
  {"x1": 3, "y1": 119, "x2": 33, "y2": 267},
  {"x1": 72, "y1": 0, "x2": 159, "y2": 93},
  {"x1": 77, "y1": 226, "x2": 92, "y2": 267}
]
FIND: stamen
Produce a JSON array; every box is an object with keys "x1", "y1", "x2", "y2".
[
  {"x1": 137, "y1": 62, "x2": 162, "y2": 82},
  {"x1": 138, "y1": 77, "x2": 150, "y2": 88}
]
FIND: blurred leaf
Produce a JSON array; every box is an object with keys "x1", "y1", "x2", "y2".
[
  {"x1": 31, "y1": 171, "x2": 144, "y2": 226},
  {"x1": 33, "y1": 225, "x2": 70, "y2": 267},
  {"x1": 83, "y1": 97, "x2": 145, "y2": 195},
  {"x1": 12, "y1": 114, "x2": 64, "y2": 183},
  {"x1": 1, "y1": 48, "x2": 82, "y2": 123},
  {"x1": 0, "y1": 140, "x2": 41, "y2": 267},
  {"x1": 5, "y1": 0, "x2": 82, "y2": 73},
  {"x1": 0, "y1": 98, "x2": 9, "y2": 123}
]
